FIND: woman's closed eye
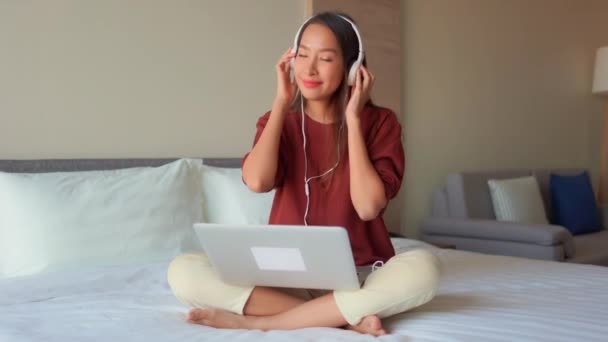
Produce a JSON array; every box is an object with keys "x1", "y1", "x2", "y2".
[{"x1": 297, "y1": 54, "x2": 332, "y2": 62}]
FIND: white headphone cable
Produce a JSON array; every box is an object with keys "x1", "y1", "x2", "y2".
[{"x1": 301, "y1": 93, "x2": 344, "y2": 225}]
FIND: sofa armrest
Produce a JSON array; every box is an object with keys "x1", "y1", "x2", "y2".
[
  {"x1": 420, "y1": 217, "x2": 575, "y2": 257},
  {"x1": 599, "y1": 205, "x2": 608, "y2": 230}
]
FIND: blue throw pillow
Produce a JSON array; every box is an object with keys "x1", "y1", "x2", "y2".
[{"x1": 550, "y1": 171, "x2": 601, "y2": 235}]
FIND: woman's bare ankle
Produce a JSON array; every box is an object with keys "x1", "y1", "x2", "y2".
[
  {"x1": 347, "y1": 315, "x2": 387, "y2": 336},
  {"x1": 243, "y1": 286, "x2": 306, "y2": 316}
]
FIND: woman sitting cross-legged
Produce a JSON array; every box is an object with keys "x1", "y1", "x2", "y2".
[{"x1": 167, "y1": 12, "x2": 441, "y2": 337}]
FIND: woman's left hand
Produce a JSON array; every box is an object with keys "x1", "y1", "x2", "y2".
[{"x1": 345, "y1": 65, "x2": 375, "y2": 122}]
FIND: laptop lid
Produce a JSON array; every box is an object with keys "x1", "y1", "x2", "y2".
[{"x1": 193, "y1": 223, "x2": 361, "y2": 290}]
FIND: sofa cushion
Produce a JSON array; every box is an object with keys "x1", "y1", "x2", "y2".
[
  {"x1": 431, "y1": 188, "x2": 449, "y2": 217},
  {"x1": 446, "y1": 170, "x2": 530, "y2": 219},
  {"x1": 488, "y1": 176, "x2": 548, "y2": 224},
  {"x1": 550, "y1": 172, "x2": 601, "y2": 235},
  {"x1": 533, "y1": 169, "x2": 586, "y2": 222}
]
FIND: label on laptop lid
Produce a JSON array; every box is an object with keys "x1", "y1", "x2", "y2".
[{"x1": 250, "y1": 247, "x2": 307, "y2": 271}]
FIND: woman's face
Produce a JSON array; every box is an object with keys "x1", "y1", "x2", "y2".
[{"x1": 294, "y1": 23, "x2": 345, "y2": 102}]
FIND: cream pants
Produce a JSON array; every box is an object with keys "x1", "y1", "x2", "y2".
[{"x1": 167, "y1": 248, "x2": 440, "y2": 326}]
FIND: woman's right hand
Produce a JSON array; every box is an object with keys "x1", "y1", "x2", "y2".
[{"x1": 274, "y1": 47, "x2": 297, "y2": 108}]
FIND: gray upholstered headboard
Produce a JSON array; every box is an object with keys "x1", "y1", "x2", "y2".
[{"x1": 0, "y1": 158, "x2": 242, "y2": 173}]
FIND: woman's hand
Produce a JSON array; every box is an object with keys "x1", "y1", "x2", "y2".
[
  {"x1": 275, "y1": 47, "x2": 297, "y2": 109},
  {"x1": 345, "y1": 65, "x2": 375, "y2": 123}
]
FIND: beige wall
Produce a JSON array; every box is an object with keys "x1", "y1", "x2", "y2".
[
  {"x1": 403, "y1": 0, "x2": 608, "y2": 237},
  {"x1": 3, "y1": 0, "x2": 608, "y2": 238},
  {"x1": 0, "y1": 0, "x2": 406, "y2": 233},
  {"x1": 0, "y1": 0, "x2": 304, "y2": 158}
]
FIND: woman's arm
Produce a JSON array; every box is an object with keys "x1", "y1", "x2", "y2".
[
  {"x1": 345, "y1": 65, "x2": 388, "y2": 220},
  {"x1": 347, "y1": 116, "x2": 388, "y2": 220},
  {"x1": 243, "y1": 48, "x2": 296, "y2": 193},
  {"x1": 242, "y1": 100, "x2": 289, "y2": 193}
]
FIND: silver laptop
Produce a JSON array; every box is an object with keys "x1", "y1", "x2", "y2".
[{"x1": 193, "y1": 223, "x2": 372, "y2": 290}]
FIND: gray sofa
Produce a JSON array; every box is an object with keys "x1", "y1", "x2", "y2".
[{"x1": 420, "y1": 169, "x2": 608, "y2": 266}]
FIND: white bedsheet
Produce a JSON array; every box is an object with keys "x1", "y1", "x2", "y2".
[{"x1": 2, "y1": 239, "x2": 608, "y2": 341}]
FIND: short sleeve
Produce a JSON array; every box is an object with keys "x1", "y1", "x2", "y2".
[
  {"x1": 241, "y1": 112, "x2": 288, "y2": 189},
  {"x1": 367, "y1": 108, "x2": 405, "y2": 200}
]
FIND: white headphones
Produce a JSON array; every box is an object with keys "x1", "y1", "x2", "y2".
[{"x1": 290, "y1": 14, "x2": 365, "y2": 86}]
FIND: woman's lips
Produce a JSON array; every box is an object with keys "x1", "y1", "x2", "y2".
[{"x1": 302, "y1": 80, "x2": 322, "y2": 88}]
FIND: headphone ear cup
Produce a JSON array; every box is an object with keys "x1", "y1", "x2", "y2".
[
  {"x1": 289, "y1": 45, "x2": 298, "y2": 82},
  {"x1": 290, "y1": 44, "x2": 298, "y2": 74},
  {"x1": 347, "y1": 60, "x2": 362, "y2": 86},
  {"x1": 290, "y1": 55, "x2": 296, "y2": 83}
]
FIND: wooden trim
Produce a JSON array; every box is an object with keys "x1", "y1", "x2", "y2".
[
  {"x1": 304, "y1": 0, "x2": 313, "y2": 17},
  {"x1": 599, "y1": 102, "x2": 608, "y2": 205}
]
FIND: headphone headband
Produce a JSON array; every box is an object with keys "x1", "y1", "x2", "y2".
[{"x1": 291, "y1": 14, "x2": 364, "y2": 86}]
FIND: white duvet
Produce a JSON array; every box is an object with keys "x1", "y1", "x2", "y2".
[{"x1": 2, "y1": 239, "x2": 608, "y2": 342}]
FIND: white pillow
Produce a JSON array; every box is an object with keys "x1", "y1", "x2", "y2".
[
  {"x1": 488, "y1": 176, "x2": 548, "y2": 224},
  {"x1": 201, "y1": 165, "x2": 274, "y2": 225},
  {"x1": 0, "y1": 159, "x2": 204, "y2": 278}
]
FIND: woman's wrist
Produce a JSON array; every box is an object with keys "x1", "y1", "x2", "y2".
[
  {"x1": 346, "y1": 111, "x2": 361, "y2": 127},
  {"x1": 272, "y1": 98, "x2": 291, "y2": 115}
]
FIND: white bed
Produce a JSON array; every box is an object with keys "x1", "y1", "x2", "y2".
[
  {"x1": 1, "y1": 159, "x2": 607, "y2": 341},
  {"x1": 2, "y1": 238, "x2": 607, "y2": 341}
]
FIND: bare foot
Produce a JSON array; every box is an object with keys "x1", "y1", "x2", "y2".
[
  {"x1": 186, "y1": 308, "x2": 252, "y2": 329},
  {"x1": 347, "y1": 315, "x2": 387, "y2": 336}
]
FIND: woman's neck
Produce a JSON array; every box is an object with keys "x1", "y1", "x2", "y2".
[{"x1": 305, "y1": 99, "x2": 338, "y2": 124}]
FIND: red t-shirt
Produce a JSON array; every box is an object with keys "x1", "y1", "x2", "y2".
[{"x1": 243, "y1": 105, "x2": 405, "y2": 265}]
